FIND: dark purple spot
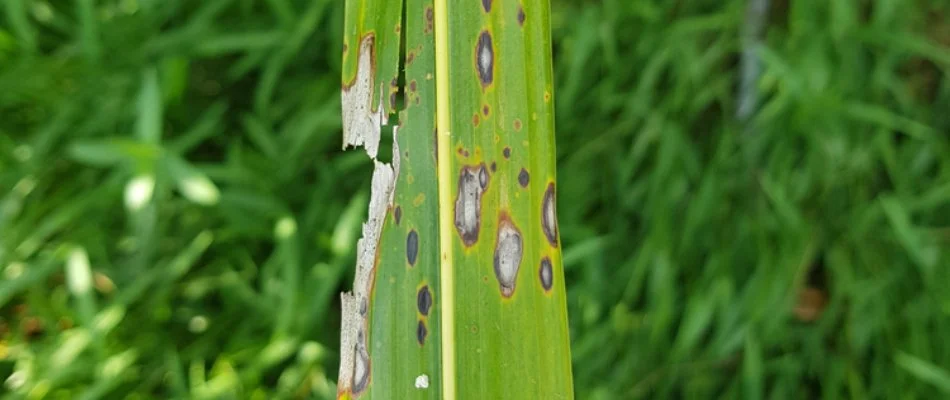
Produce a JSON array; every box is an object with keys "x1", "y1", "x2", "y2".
[
  {"x1": 503, "y1": 147, "x2": 511, "y2": 159},
  {"x1": 517, "y1": 6, "x2": 525, "y2": 26},
  {"x1": 410, "y1": 80, "x2": 417, "y2": 92},
  {"x1": 490, "y1": 161, "x2": 497, "y2": 172},
  {"x1": 518, "y1": 168, "x2": 530, "y2": 188},
  {"x1": 482, "y1": 104, "x2": 490, "y2": 116},
  {"x1": 476, "y1": 31, "x2": 494, "y2": 88},
  {"x1": 394, "y1": 206, "x2": 402, "y2": 225},
  {"x1": 417, "y1": 286, "x2": 432, "y2": 316},
  {"x1": 407, "y1": 230, "x2": 419, "y2": 266},
  {"x1": 539, "y1": 257, "x2": 553, "y2": 291},
  {"x1": 417, "y1": 320, "x2": 427, "y2": 345},
  {"x1": 482, "y1": 0, "x2": 491, "y2": 12}
]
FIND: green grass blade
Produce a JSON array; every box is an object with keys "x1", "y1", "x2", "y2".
[
  {"x1": 338, "y1": 0, "x2": 439, "y2": 398},
  {"x1": 339, "y1": 0, "x2": 573, "y2": 398},
  {"x1": 438, "y1": 0, "x2": 573, "y2": 398}
]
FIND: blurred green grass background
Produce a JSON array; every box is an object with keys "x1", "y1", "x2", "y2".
[{"x1": 2, "y1": 0, "x2": 950, "y2": 398}]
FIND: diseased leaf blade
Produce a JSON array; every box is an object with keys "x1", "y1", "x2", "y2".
[
  {"x1": 339, "y1": 0, "x2": 573, "y2": 398},
  {"x1": 441, "y1": 0, "x2": 573, "y2": 398}
]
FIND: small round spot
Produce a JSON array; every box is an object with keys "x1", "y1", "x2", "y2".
[
  {"x1": 482, "y1": 0, "x2": 491, "y2": 12},
  {"x1": 482, "y1": 104, "x2": 490, "y2": 117},
  {"x1": 544, "y1": 91, "x2": 551, "y2": 102},
  {"x1": 542, "y1": 183, "x2": 559, "y2": 247},
  {"x1": 407, "y1": 230, "x2": 419, "y2": 266},
  {"x1": 417, "y1": 286, "x2": 432, "y2": 316},
  {"x1": 417, "y1": 320, "x2": 427, "y2": 345},
  {"x1": 473, "y1": 113, "x2": 480, "y2": 127},
  {"x1": 513, "y1": 119, "x2": 522, "y2": 131},
  {"x1": 493, "y1": 215, "x2": 523, "y2": 298},
  {"x1": 517, "y1": 6, "x2": 525, "y2": 26},
  {"x1": 394, "y1": 206, "x2": 402, "y2": 225},
  {"x1": 490, "y1": 161, "x2": 497, "y2": 172},
  {"x1": 503, "y1": 147, "x2": 511, "y2": 159},
  {"x1": 518, "y1": 168, "x2": 530, "y2": 188},
  {"x1": 475, "y1": 31, "x2": 494, "y2": 88},
  {"x1": 407, "y1": 51, "x2": 416, "y2": 65},
  {"x1": 539, "y1": 257, "x2": 553, "y2": 292},
  {"x1": 410, "y1": 80, "x2": 417, "y2": 92}
]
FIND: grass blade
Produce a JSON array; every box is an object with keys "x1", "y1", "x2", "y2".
[{"x1": 338, "y1": 0, "x2": 573, "y2": 398}]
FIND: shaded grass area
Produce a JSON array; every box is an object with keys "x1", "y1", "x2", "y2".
[{"x1": 1, "y1": 0, "x2": 949, "y2": 398}]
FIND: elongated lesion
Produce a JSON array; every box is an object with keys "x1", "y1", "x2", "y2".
[
  {"x1": 342, "y1": 35, "x2": 384, "y2": 159},
  {"x1": 338, "y1": 33, "x2": 402, "y2": 398}
]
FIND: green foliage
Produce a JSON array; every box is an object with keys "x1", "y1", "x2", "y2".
[{"x1": 2, "y1": 0, "x2": 950, "y2": 398}]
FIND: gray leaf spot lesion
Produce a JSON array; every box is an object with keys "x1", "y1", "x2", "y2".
[
  {"x1": 493, "y1": 216, "x2": 523, "y2": 298},
  {"x1": 417, "y1": 285, "x2": 432, "y2": 316},
  {"x1": 518, "y1": 168, "x2": 530, "y2": 188},
  {"x1": 416, "y1": 320, "x2": 428, "y2": 345},
  {"x1": 342, "y1": 35, "x2": 384, "y2": 159},
  {"x1": 539, "y1": 257, "x2": 553, "y2": 292},
  {"x1": 352, "y1": 327, "x2": 371, "y2": 393},
  {"x1": 455, "y1": 163, "x2": 488, "y2": 246},
  {"x1": 479, "y1": 165, "x2": 489, "y2": 189},
  {"x1": 542, "y1": 183, "x2": 559, "y2": 247},
  {"x1": 407, "y1": 229, "x2": 419, "y2": 266},
  {"x1": 476, "y1": 31, "x2": 494, "y2": 88}
]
